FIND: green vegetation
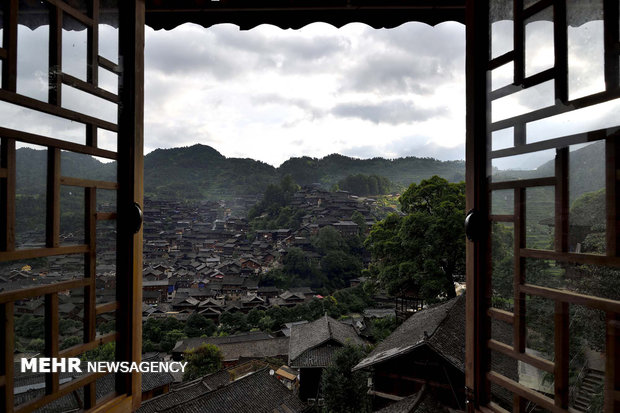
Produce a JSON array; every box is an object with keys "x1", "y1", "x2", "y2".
[
  {"x1": 248, "y1": 176, "x2": 304, "y2": 231},
  {"x1": 183, "y1": 343, "x2": 223, "y2": 381},
  {"x1": 365, "y1": 176, "x2": 466, "y2": 300},
  {"x1": 220, "y1": 286, "x2": 375, "y2": 334},
  {"x1": 334, "y1": 173, "x2": 392, "y2": 196},
  {"x1": 491, "y1": 187, "x2": 615, "y2": 412},
  {"x1": 261, "y1": 225, "x2": 364, "y2": 292},
  {"x1": 278, "y1": 153, "x2": 465, "y2": 189},
  {"x1": 368, "y1": 316, "x2": 400, "y2": 343},
  {"x1": 82, "y1": 342, "x2": 116, "y2": 361},
  {"x1": 142, "y1": 317, "x2": 187, "y2": 353},
  {"x1": 14, "y1": 145, "x2": 466, "y2": 207},
  {"x1": 13, "y1": 314, "x2": 85, "y2": 353},
  {"x1": 321, "y1": 345, "x2": 371, "y2": 413},
  {"x1": 184, "y1": 313, "x2": 217, "y2": 338}
]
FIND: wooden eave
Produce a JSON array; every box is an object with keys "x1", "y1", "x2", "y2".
[{"x1": 145, "y1": 0, "x2": 466, "y2": 30}]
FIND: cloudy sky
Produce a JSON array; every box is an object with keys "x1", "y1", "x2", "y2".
[
  {"x1": 2, "y1": 17, "x2": 618, "y2": 170},
  {"x1": 143, "y1": 22, "x2": 466, "y2": 166}
]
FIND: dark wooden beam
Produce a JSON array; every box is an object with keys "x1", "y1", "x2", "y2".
[
  {"x1": 554, "y1": 302, "x2": 569, "y2": 408},
  {"x1": 46, "y1": 148, "x2": 61, "y2": 248},
  {"x1": 607, "y1": 135, "x2": 620, "y2": 256},
  {"x1": 48, "y1": 5, "x2": 62, "y2": 106},
  {"x1": 44, "y1": 293, "x2": 59, "y2": 395},
  {"x1": 0, "y1": 138, "x2": 16, "y2": 252},
  {"x1": 554, "y1": 148, "x2": 568, "y2": 253},
  {"x1": 553, "y1": 0, "x2": 568, "y2": 104},
  {"x1": 603, "y1": 0, "x2": 619, "y2": 91},
  {"x1": 84, "y1": 186, "x2": 97, "y2": 409},
  {"x1": 116, "y1": 0, "x2": 144, "y2": 408},
  {"x1": 1, "y1": 303, "x2": 14, "y2": 413},
  {"x1": 465, "y1": 0, "x2": 490, "y2": 410},
  {"x1": 2, "y1": 0, "x2": 18, "y2": 92}
]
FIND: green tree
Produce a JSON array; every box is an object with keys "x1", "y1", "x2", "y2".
[
  {"x1": 282, "y1": 247, "x2": 322, "y2": 286},
  {"x1": 248, "y1": 175, "x2": 302, "y2": 230},
  {"x1": 369, "y1": 316, "x2": 400, "y2": 343},
  {"x1": 143, "y1": 318, "x2": 163, "y2": 343},
  {"x1": 320, "y1": 250, "x2": 362, "y2": 290},
  {"x1": 312, "y1": 226, "x2": 344, "y2": 254},
  {"x1": 490, "y1": 222, "x2": 514, "y2": 311},
  {"x1": 161, "y1": 317, "x2": 184, "y2": 332},
  {"x1": 59, "y1": 319, "x2": 81, "y2": 336},
  {"x1": 60, "y1": 336, "x2": 81, "y2": 350},
  {"x1": 82, "y1": 342, "x2": 115, "y2": 361},
  {"x1": 183, "y1": 344, "x2": 223, "y2": 381},
  {"x1": 337, "y1": 174, "x2": 391, "y2": 196},
  {"x1": 220, "y1": 312, "x2": 248, "y2": 334},
  {"x1": 258, "y1": 315, "x2": 275, "y2": 332},
  {"x1": 184, "y1": 314, "x2": 216, "y2": 338},
  {"x1": 365, "y1": 176, "x2": 466, "y2": 299},
  {"x1": 98, "y1": 320, "x2": 116, "y2": 335},
  {"x1": 15, "y1": 315, "x2": 45, "y2": 339},
  {"x1": 27, "y1": 338, "x2": 45, "y2": 353},
  {"x1": 351, "y1": 210, "x2": 368, "y2": 236},
  {"x1": 321, "y1": 345, "x2": 371, "y2": 413},
  {"x1": 247, "y1": 308, "x2": 266, "y2": 327},
  {"x1": 142, "y1": 339, "x2": 158, "y2": 353},
  {"x1": 160, "y1": 329, "x2": 186, "y2": 352}
]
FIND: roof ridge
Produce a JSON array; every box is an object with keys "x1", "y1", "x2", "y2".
[
  {"x1": 159, "y1": 367, "x2": 271, "y2": 412},
  {"x1": 326, "y1": 314, "x2": 333, "y2": 338},
  {"x1": 426, "y1": 295, "x2": 463, "y2": 341}
]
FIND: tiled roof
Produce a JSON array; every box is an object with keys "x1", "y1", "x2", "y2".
[
  {"x1": 217, "y1": 337, "x2": 290, "y2": 362},
  {"x1": 138, "y1": 376, "x2": 211, "y2": 413},
  {"x1": 158, "y1": 368, "x2": 305, "y2": 413},
  {"x1": 373, "y1": 387, "x2": 455, "y2": 413},
  {"x1": 201, "y1": 369, "x2": 232, "y2": 391},
  {"x1": 15, "y1": 369, "x2": 174, "y2": 413},
  {"x1": 289, "y1": 343, "x2": 340, "y2": 368},
  {"x1": 289, "y1": 314, "x2": 365, "y2": 366},
  {"x1": 374, "y1": 392, "x2": 421, "y2": 413},
  {"x1": 354, "y1": 296, "x2": 464, "y2": 371},
  {"x1": 172, "y1": 331, "x2": 273, "y2": 353}
]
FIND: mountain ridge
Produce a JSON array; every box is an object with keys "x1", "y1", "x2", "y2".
[{"x1": 16, "y1": 144, "x2": 466, "y2": 200}]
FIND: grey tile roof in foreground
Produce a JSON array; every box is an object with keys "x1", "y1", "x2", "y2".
[
  {"x1": 137, "y1": 376, "x2": 212, "y2": 413},
  {"x1": 158, "y1": 367, "x2": 306, "y2": 413},
  {"x1": 354, "y1": 295, "x2": 465, "y2": 371},
  {"x1": 374, "y1": 388, "x2": 457, "y2": 413}
]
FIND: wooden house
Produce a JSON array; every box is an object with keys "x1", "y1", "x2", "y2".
[{"x1": 289, "y1": 314, "x2": 365, "y2": 402}]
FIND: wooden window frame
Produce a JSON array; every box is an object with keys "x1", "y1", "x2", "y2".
[
  {"x1": 1, "y1": 0, "x2": 618, "y2": 412},
  {"x1": 0, "y1": 1, "x2": 144, "y2": 411},
  {"x1": 466, "y1": 1, "x2": 620, "y2": 412}
]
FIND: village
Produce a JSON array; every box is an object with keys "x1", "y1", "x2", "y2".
[
  {"x1": 2, "y1": 178, "x2": 606, "y2": 413},
  {"x1": 3, "y1": 180, "x2": 602, "y2": 413}
]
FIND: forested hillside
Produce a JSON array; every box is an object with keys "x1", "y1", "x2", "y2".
[{"x1": 16, "y1": 144, "x2": 466, "y2": 201}]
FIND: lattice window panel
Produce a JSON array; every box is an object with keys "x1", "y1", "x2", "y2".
[
  {"x1": 0, "y1": 1, "x2": 140, "y2": 412},
  {"x1": 474, "y1": 0, "x2": 620, "y2": 412}
]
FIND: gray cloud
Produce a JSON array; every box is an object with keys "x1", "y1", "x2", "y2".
[
  {"x1": 251, "y1": 93, "x2": 326, "y2": 121},
  {"x1": 341, "y1": 53, "x2": 436, "y2": 95},
  {"x1": 145, "y1": 30, "x2": 241, "y2": 79},
  {"x1": 340, "y1": 23, "x2": 465, "y2": 95},
  {"x1": 250, "y1": 94, "x2": 447, "y2": 126},
  {"x1": 342, "y1": 136, "x2": 464, "y2": 161},
  {"x1": 214, "y1": 26, "x2": 351, "y2": 63},
  {"x1": 332, "y1": 100, "x2": 446, "y2": 125},
  {"x1": 145, "y1": 24, "x2": 353, "y2": 80},
  {"x1": 369, "y1": 22, "x2": 465, "y2": 64}
]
